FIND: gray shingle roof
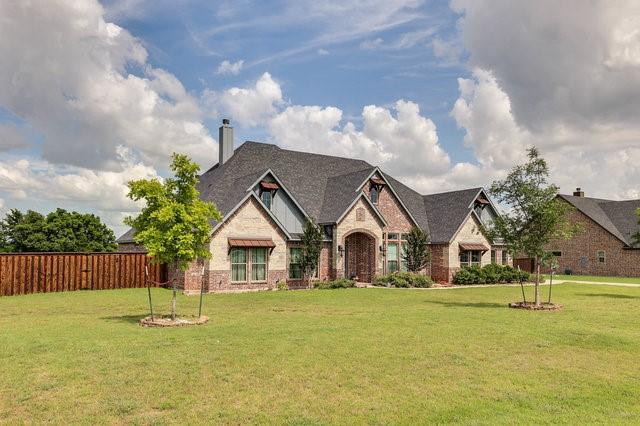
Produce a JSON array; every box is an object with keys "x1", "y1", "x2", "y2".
[
  {"x1": 423, "y1": 188, "x2": 483, "y2": 243},
  {"x1": 560, "y1": 194, "x2": 640, "y2": 246},
  {"x1": 117, "y1": 141, "x2": 490, "y2": 245}
]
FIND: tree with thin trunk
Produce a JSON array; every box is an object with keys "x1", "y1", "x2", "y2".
[
  {"x1": 125, "y1": 153, "x2": 221, "y2": 320},
  {"x1": 300, "y1": 219, "x2": 323, "y2": 288},
  {"x1": 487, "y1": 147, "x2": 580, "y2": 307},
  {"x1": 402, "y1": 226, "x2": 430, "y2": 272}
]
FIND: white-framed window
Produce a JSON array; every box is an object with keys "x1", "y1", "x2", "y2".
[
  {"x1": 501, "y1": 251, "x2": 508, "y2": 265},
  {"x1": 491, "y1": 250, "x2": 497, "y2": 264},
  {"x1": 387, "y1": 243, "x2": 399, "y2": 273},
  {"x1": 387, "y1": 233, "x2": 399, "y2": 241},
  {"x1": 261, "y1": 190, "x2": 272, "y2": 209},
  {"x1": 289, "y1": 247, "x2": 302, "y2": 279},
  {"x1": 251, "y1": 248, "x2": 267, "y2": 281},
  {"x1": 597, "y1": 250, "x2": 606, "y2": 264},
  {"x1": 460, "y1": 250, "x2": 482, "y2": 267},
  {"x1": 231, "y1": 248, "x2": 247, "y2": 282},
  {"x1": 400, "y1": 242, "x2": 408, "y2": 272}
]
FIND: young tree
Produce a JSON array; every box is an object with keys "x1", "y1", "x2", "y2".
[
  {"x1": 300, "y1": 219, "x2": 323, "y2": 288},
  {"x1": 487, "y1": 147, "x2": 580, "y2": 307},
  {"x1": 0, "y1": 208, "x2": 117, "y2": 252},
  {"x1": 125, "y1": 153, "x2": 221, "y2": 320},
  {"x1": 402, "y1": 226, "x2": 430, "y2": 272}
]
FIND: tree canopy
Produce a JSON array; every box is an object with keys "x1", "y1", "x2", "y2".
[
  {"x1": 487, "y1": 146, "x2": 580, "y2": 305},
  {"x1": 300, "y1": 219, "x2": 323, "y2": 286},
  {"x1": 402, "y1": 226, "x2": 430, "y2": 272},
  {"x1": 634, "y1": 208, "x2": 640, "y2": 247},
  {"x1": 0, "y1": 208, "x2": 117, "y2": 253},
  {"x1": 125, "y1": 153, "x2": 221, "y2": 271}
]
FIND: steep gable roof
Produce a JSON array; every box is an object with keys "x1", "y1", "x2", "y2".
[
  {"x1": 559, "y1": 194, "x2": 640, "y2": 246},
  {"x1": 422, "y1": 187, "x2": 484, "y2": 243}
]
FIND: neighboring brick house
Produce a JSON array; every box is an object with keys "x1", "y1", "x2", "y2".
[
  {"x1": 534, "y1": 189, "x2": 640, "y2": 277},
  {"x1": 118, "y1": 120, "x2": 509, "y2": 293}
]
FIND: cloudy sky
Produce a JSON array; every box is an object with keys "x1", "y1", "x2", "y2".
[{"x1": 1, "y1": 0, "x2": 639, "y2": 236}]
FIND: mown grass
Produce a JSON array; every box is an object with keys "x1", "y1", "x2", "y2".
[
  {"x1": 1, "y1": 284, "x2": 639, "y2": 424},
  {"x1": 546, "y1": 274, "x2": 640, "y2": 284}
]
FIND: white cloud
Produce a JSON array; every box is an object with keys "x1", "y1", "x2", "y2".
[
  {"x1": 216, "y1": 59, "x2": 244, "y2": 75},
  {"x1": 450, "y1": 0, "x2": 640, "y2": 199},
  {"x1": 317, "y1": 49, "x2": 330, "y2": 56},
  {"x1": 202, "y1": 72, "x2": 283, "y2": 127},
  {"x1": 0, "y1": 0, "x2": 216, "y2": 171}
]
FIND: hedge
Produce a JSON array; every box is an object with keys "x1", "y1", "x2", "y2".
[
  {"x1": 373, "y1": 272, "x2": 433, "y2": 288},
  {"x1": 452, "y1": 264, "x2": 538, "y2": 285},
  {"x1": 314, "y1": 279, "x2": 356, "y2": 289}
]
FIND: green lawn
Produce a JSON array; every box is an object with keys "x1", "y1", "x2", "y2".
[
  {"x1": 1, "y1": 284, "x2": 640, "y2": 424},
  {"x1": 546, "y1": 274, "x2": 640, "y2": 284}
]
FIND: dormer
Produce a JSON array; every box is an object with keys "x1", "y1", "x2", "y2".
[
  {"x1": 369, "y1": 175, "x2": 386, "y2": 205},
  {"x1": 258, "y1": 179, "x2": 279, "y2": 210}
]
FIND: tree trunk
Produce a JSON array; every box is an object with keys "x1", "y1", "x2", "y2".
[
  {"x1": 534, "y1": 256, "x2": 541, "y2": 307},
  {"x1": 171, "y1": 279, "x2": 177, "y2": 321}
]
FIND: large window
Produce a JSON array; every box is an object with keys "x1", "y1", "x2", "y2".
[
  {"x1": 501, "y1": 251, "x2": 508, "y2": 265},
  {"x1": 252, "y1": 248, "x2": 267, "y2": 281},
  {"x1": 231, "y1": 248, "x2": 247, "y2": 282},
  {"x1": 231, "y1": 247, "x2": 268, "y2": 283},
  {"x1": 289, "y1": 247, "x2": 302, "y2": 279},
  {"x1": 387, "y1": 243, "x2": 398, "y2": 273},
  {"x1": 460, "y1": 250, "x2": 482, "y2": 267},
  {"x1": 491, "y1": 250, "x2": 496, "y2": 264},
  {"x1": 400, "y1": 242, "x2": 408, "y2": 272}
]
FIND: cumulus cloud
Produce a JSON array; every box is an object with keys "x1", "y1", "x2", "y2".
[
  {"x1": 0, "y1": 0, "x2": 216, "y2": 171},
  {"x1": 450, "y1": 0, "x2": 640, "y2": 199},
  {"x1": 202, "y1": 72, "x2": 283, "y2": 127},
  {"x1": 216, "y1": 59, "x2": 244, "y2": 75}
]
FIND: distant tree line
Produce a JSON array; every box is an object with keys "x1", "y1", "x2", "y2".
[{"x1": 0, "y1": 208, "x2": 117, "y2": 253}]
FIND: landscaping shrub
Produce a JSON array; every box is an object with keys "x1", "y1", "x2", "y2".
[
  {"x1": 373, "y1": 272, "x2": 433, "y2": 288},
  {"x1": 453, "y1": 264, "x2": 533, "y2": 285},
  {"x1": 314, "y1": 279, "x2": 356, "y2": 289},
  {"x1": 277, "y1": 281, "x2": 289, "y2": 291}
]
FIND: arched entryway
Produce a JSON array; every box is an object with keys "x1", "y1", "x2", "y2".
[{"x1": 344, "y1": 231, "x2": 376, "y2": 283}]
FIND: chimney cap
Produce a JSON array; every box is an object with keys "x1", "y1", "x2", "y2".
[{"x1": 222, "y1": 118, "x2": 230, "y2": 125}]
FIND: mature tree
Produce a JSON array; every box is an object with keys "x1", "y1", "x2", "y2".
[
  {"x1": 0, "y1": 208, "x2": 116, "y2": 252},
  {"x1": 487, "y1": 147, "x2": 580, "y2": 307},
  {"x1": 300, "y1": 219, "x2": 323, "y2": 288},
  {"x1": 402, "y1": 226, "x2": 430, "y2": 272},
  {"x1": 125, "y1": 153, "x2": 221, "y2": 320}
]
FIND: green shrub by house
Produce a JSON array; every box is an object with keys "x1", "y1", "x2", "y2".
[
  {"x1": 452, "y1": 264, "x2": 534, "y2": 285},
  {"x1": 373, "y1": 272, "x2": 433, "y2": 288},
  {"x1": 314, "y1": 279, "x2": 356, "y2": 289}
]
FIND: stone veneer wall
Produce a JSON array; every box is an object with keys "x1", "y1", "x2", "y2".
[{"x1": 545, "y1": 203, "x2": 640, "y2": 277}]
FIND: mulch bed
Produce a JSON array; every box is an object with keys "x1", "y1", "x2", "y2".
[
  {"x1": 139, "y1": 315, "x2": 209, "y2": 327},
  {"x1": 508, "y1": 301, "x2": 563, "y2": 311}
]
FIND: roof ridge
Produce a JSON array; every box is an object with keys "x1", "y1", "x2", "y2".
[{"x1": 422, "y1": 187, "x2": 483, "y2": 198}]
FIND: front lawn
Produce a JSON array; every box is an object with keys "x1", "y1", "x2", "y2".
[
  {"x1": 1, "y1": 284, "x2": 639, "y2": 424},
  {"x1": 546, "y1": 274, "x2": 640, "y2": 284}
]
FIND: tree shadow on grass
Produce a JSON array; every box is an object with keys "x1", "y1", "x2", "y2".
[
  {"x1": 577, "y1": 293, "x2": 639, "y2": 300},
  {"x1": 101, "y1": 314, "x2": 148, "y2": 324},
  {"x1": 425, "y1": 301, "x2": 506, "y2": 309}
]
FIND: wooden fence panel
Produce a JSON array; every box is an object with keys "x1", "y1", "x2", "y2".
[{"x1": 0, "y1": 253, "x2": 166, "y2": 297}]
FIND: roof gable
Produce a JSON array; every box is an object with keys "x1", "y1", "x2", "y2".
[{"x1": 422, "y1": 187, "x2": 484, "y2": 243}]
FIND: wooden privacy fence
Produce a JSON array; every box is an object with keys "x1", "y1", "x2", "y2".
[{"x1": 0, "y1": 252, "x2": 167, "y2": 297}]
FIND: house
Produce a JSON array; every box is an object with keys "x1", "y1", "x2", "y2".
[
  {"x1": 117, "y1": 120, "x2": 510, "y2": 293},
  {"x1": 534, "y1": 188, "x2": 640, "y2": 277}
]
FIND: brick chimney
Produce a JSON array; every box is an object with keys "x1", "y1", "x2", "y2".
[
  {"x1": 573, "y1": 187, "x2": 585, "y2": 197},
  {"x1": 219, "y1": 118, "x2": 234, "y2": 165}
]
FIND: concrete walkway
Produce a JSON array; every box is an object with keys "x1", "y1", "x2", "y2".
[
  {"x1": 366, "y1": 280, "x2": 640, "y2": 290},
  {"x1": 550, "y1": 279, "x2": 640, "y2": 288}
]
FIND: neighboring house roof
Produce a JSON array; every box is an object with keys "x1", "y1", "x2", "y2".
[
  {"x1": 559, "y1": 194, "x2": 640, "y2": 246},
  {"x1": 117, "y1": 141, "x2": 496, "y2": 245},
  {"x1": 422, "y1": 187, "x2": 484, "y2": 244}
]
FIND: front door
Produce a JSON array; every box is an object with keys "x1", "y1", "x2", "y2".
[{"x1": 344, "y1": 232, "x2": 375, "y2": 283}]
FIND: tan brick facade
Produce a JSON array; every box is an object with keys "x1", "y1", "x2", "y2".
[{"x1": 544, "y1": 202, "x2": 640, "y2": 277}]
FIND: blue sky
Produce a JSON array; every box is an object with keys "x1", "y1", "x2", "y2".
[
  {"x1": 1, "y1": 1, "x2": 639, "y2": 236},
  {"x1": 107, "y1": 0, "x2": 472, "y2": 162}
]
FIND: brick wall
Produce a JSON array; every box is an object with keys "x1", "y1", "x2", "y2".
[{"x1": 545, "y1": 203, "x2": 640, "y2": 277}]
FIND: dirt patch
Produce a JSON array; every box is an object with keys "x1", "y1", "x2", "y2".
[
  {"x1": 508, "y1": 301, "x2": 563, "y2": 311},
  {"x1": 139, "y1": 315, "x2": 209, "y2": 327}
]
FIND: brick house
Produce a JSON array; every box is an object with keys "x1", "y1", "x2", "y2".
[
  {"x1": 535, "y1": 188, "x2": 640, "y2": 277},
  {"x1": 118, "y1": 120, "x2": 510, "y2": 293}
]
